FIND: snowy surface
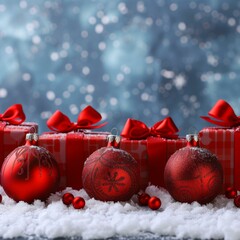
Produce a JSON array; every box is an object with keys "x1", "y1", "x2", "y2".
[{"x1": 0, "y1": 186, "x2": 239, "y2": 240}]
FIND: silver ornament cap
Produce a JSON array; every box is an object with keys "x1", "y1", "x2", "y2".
[{"x1": 26, "y1": 133, "x2": 39, "y2": 142}]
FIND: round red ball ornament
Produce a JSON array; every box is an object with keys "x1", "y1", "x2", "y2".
[
  {"x1": 72, "y1": 197, "x2": 85, "y2": 209},
  {"x1": 138, "y1": 193, "x2": 150, "y2": 206},
  {"x1": 234, "y1": 195, "x2": 240, "y2": 208},
  {"x1": 164, "y1": 134, "x2": 223, "y2": 204},
  {"x1": 62, "y1": 193, "x2": 74, "y2": 206},
  {"x1": 148, "y1": 196, "x2": 161, "y2": 210},
  {"x1": 1, "y1": 133, "x2": 60, "y2": 203},
  {"x1": 82, "y1": 135, "x2": 140, "y2": 202},
  {"x1": 225, "y1": 187, "x2": 237, "y2": 199}
]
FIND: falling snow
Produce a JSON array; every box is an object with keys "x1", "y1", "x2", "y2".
[{"x1": 0, "y1": 1, "x2": 239, "y2": 134}]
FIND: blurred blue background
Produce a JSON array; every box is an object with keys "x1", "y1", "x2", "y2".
[{"x1": 0, "y1": 0, "x2": 239, "y2": 134}]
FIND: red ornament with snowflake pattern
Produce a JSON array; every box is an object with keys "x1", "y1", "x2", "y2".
[{"x1": 82, "y1": 135, "x2": 140, "y2": 202}]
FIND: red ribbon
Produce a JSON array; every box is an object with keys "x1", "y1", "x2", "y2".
[
  {"x1": 121, "y1": 117, "x2": 179, "y2": 140},
  {"x1": 0, "y1": 104, "x2": 26, "y2": 125},
  {"x1": 201, "y1": 99, "x2": 240, "y2": 127},
  {"x1": 47, "y1": 105, "x2": 107, "y2": 133}
]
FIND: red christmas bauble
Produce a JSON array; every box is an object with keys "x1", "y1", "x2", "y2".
[
  {"x1": 148, "y1": 196, "x2": 161, "y2": 210},
  {"x1": 225, "y1": 187, "x2": 237, "y2": 199},
  {"x1": 82, "y1": 137, "x2": 140, "y2": 202},
  {"x1": 62, "y1": 193, "x2": 74, "y2": 206},
  {"x1": 234, "y1": 195, "x2": 240, "y2": 208},
  {"x1": 164, "y1": 135, "x2": 223, "y2": 204},
  {"x1": 72, "y1": 197, "x2": 85, "y2": 209},
  {"x1": 1, "y1": 134, "x2": 60, "y2": 203},
  {"x1": 138, "y1": 193, "x2": 150, "y2": 206}
]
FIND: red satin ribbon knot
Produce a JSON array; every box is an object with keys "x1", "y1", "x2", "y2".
[
  {"x1": 0, "y1": 104, "x2": 26, "y2": 125},
  {"x1": 121, "y1": 117, "x2": 179, "y2": 140},
  {"x1": 47, "y1": 105, "x2": 107, "y2": 133},
  {"x1": 201, "y1": 99, "x2": 240, "y2": 127}
]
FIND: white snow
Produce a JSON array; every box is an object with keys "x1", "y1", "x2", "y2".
[{"x1": 0, "y1": 185, "x2": 239, "y2": 240}]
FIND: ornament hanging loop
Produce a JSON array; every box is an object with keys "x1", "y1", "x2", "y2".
[
  {"x1": 110, "y1": 127, "x2": 119, "y2": 135},
  {"x1": 29, "y1": 125, "x2": 38, "y2": 134}
]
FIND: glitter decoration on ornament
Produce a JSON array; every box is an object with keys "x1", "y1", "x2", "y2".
[
  {"x1": 1, "y1": 133, "x2": 60, "y2": 203},
  {"x1": 164, "y1": 134, "x2": 223, "y2": 204}
]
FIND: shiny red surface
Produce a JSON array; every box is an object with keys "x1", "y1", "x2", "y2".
[
  {"x1": 164, "y1": 146, "x2": 223, "y2": 204},
  {"x1": 1, "y1": 145, "x2": 60, "y2": 203}
]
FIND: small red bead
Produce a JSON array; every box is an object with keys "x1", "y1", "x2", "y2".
[
  {"x1": 148, "y1": 196, "x2": 161, "y2": 210},
  {"x1": 72, "y1": 197, "x2": 85, "y2": 209},
  {"x1": 62, "y1": 193, "x2": 74, "y2": 206},
  {"x1": 225, "y1": 187, "x2": 237, "y2": 199},
  {"x1": 234, "y1": 195, "x2": 240, "y2": 208},
  {"x1": 138, "y1": 193, "x2": 150, "y2": 206}
]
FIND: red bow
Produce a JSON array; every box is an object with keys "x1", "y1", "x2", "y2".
[
  {"x1": 0, "y1": 104, "x2": 26, "y2": 125},
  {"x1": 47, "y1": 105, "x2": 107, "y2": 133},
  {"x1": 201, "y1": 99, "x2": 240, "y2": 127},
  {"x1": 121, "y1": 117, "x2": 179, "y2": 140}
]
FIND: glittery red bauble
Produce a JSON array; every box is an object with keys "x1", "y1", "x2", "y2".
[
  {"x1": 164, "y1": 146, "x2": 223, "y2": 204},
  {"x1": 82, "y1": 147, "x2": 140, "y2": 202},
  {"x1": 225, "y1": 187, "x2": 237, "y2": 199},
  {"x1": 148, "y1": 196, "x2": 161, "y2": 210},
  {"x1": 1, "y1": 143, "x2": 60, "y2": 203},
  {"x1": 138, "y1": 193, "x2": 150, "y2": 206},
  {"x1": 62, "y1": 193, "x2": 74, "y2": 205},
  {"x1": 72, "y1": 197, "x2": 85, "y2": 209}
]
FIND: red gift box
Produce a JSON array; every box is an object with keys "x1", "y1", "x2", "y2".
[
  {"x1": 39, "y1": 131, "x2": 109, "y2": 190},
  {"x1": 0, "y1": 104, "x2": 38, "y2": 169},
  {"x1": 120, "y1": 118, "x2": 186, "y2": 188},
  {"x1": 38, "y1": 106, "x2": 109, "y2": 190},
  {"x1": 199, "y1": 127, "x2": 240, "y2": 191},
  {"x1": 199, "y1": 99, "x2": 240, "y2": 191}
]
